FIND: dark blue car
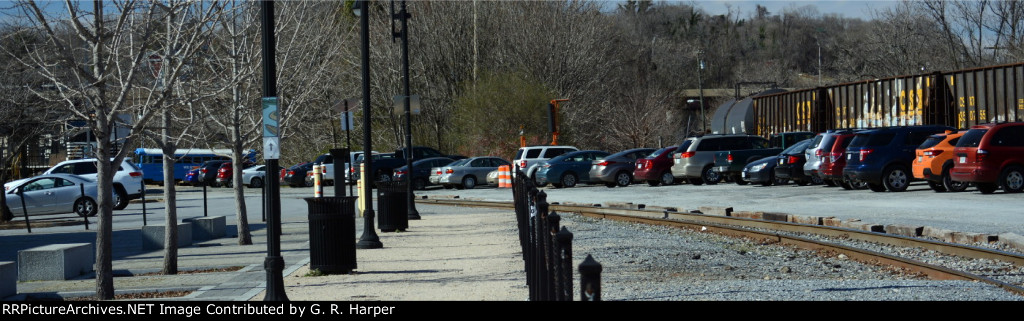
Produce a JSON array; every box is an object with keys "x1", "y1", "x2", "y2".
[
  {"x1": 843, "y1": 125, "x2": 954, "y2": 192},
  {"x1": 393, "y1": 157, "x2": 455, "y2": 190},
  {"x1": 534, "y1": 150, "x2": 610, "y2": 188}
]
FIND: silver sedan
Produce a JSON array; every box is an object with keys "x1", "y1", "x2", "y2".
[
  {"x1": 437, "y1": 157, "x2": 510, "y2": 189},
  {"x1": 3, "y1": 173, "x2": 99, "y2": 217}
]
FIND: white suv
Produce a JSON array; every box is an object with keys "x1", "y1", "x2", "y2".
[
  {"x1": 513, "y1": 145, "x2": 578, "y2": 186},
  {"x1": 45, "y1": 158, "x2": 144, "y2": 210}
]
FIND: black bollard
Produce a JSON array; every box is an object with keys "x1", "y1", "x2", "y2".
[
  {"x1": 579, "y1": 254, "x2": 602, "y2": 301},
  {"x1": 80, "y1": 184, "x2": 88, "y2": 230},
  {"x1": 547, "y1": 211, "x2": 561, "y2": 301}
]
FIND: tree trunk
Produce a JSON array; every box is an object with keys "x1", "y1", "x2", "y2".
[
  {"x1": 162, "y1": 110, "x2": 178, "y2": 274},
  {"x1": 233, "y1": 114, "x2": 252, "y2": 245}
]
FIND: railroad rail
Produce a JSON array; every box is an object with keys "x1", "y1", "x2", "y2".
[{"x1": 417, "y1": 197, "x2": 1024, "y2": 296}]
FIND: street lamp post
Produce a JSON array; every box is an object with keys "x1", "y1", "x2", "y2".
[
  {"x1": 259, "y1": 0, "x2": 287, "y2": 301},
  {"x1": 697, "y1": 49, "x2": 706, "y2": 134},
  {"x1": 392, "y1": 0, "x2": 419, "y2": 220},
  {"x1": 354, "y1": 0, "x2": 383, "y2": 250}
]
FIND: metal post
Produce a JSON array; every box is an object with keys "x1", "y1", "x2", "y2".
[
  {"x1": 579, "y1": 254, "x2": 602, "y2": 301},
  {"x1": 397, "y1": 0, "x2": 419, "y2": 221},
  {"x1": 547, "y1": 211, "x2": 561, "y2": 301},
  {"x1": 19, "y1": 186, "x2": 30, "y2": 233},
  {"x1": 698, "y1": 50, "x2": 706, "y2": 134},
  {"x1": 355, "y1": 0, "x2": 383, "y2": 249},
  {"x1": 556, "y1": 227, "x2": 573, "y2": 301},
  {"x1": 260, "y1": 0, "x2": 288, "y2": 301},
  {"x1": 140, "y1": 184, "x2": 147, "y2": 226},
  {"x1": 81, "y1": 183, "x2": 88, "y2": 230},
  {"x1": 202, "y1": 183, "x2": 208, "y2": 217}
]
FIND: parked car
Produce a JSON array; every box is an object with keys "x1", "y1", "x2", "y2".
[
  {"x1": 196, "y1": 160, "x2": 230, "y2": 187},
  {"x1": 843, "y1": 125, "x2": 954, "y2": 192},
  {"x1": 950, "y1": 122, "x2": 1024, "y2": 194},
  {"x1": 804, "y1": 130, "x2": 851, "y2": 186},
  {"x1": 430, "y1": 158, "x2": 467, "y2": 188},
  {"x1": 912, "y1": 130, "x2": 967, "y2": 192},
  {"x1": 634, "y1": 146, "x2": 678, "y2": 186},
  {"x1": 393, "y1": 157, "x2": 455, "y2": 190},
  {"x1": 773, "y1": 139, "x2": 815, "y2": 185},
  {"x1": 672, "y1": 135, "x2": 771, "y2": 185},
  {"x1": 348, "y1": 153, "x2": 398, "y2": 182},
  {"x1": 716, "y1": 131, "x2": 814, "y2": 185},
  {"x1": 513, "y1": 145, "x2": 578, "y2": 187},
  {"x1": 817, "y1": 131, "x2": 867, "y2": 190},
  {"x1": 215, "y1": 162, "x2": 234, "y2": 187},
  {"x1": 437, "y1": 156, "x2": 510, "y2": 189},
  {"x1": 486, "y1": 169, "x2": 501, "y2": 186},
  {"x1": 535, "y1": 150, "x2": 610, "y2": 188},
  {"x1": 43, "y1": 158, "x2": 144, "y2": 210},
  {"x1": 183, "y1": 167, "x2": 201, "y2": 187},
  {"x1": 588, "y1": 148, "x2": 655, "y2": 187},
  {"x1": 283, "y1": 162, "x2": 314, "y2": 188},
  {"x1": 3, "y1": 174, "x2": 99, "y2": 217},
  {"x1": 242, "y1": 164, "x2": 266, "y2": 188},
  {"x1": 741, "y1": 154, "x2": 786, "y2": 186}
]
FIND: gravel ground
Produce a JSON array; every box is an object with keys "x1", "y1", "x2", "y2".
[{"x1": 556, "y1": 212, "x2": 1024, "y2": 301}]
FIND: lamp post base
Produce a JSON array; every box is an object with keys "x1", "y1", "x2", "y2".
[{"x1": 262, "y1": 256, "x2": 289, "y2": 301}]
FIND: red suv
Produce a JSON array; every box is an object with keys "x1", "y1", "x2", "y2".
[
  {"x1": 216, "y1": 162, "x2": 233, "y2": 187},
  {"x1": 950, "y1": 122, "x2": 1024, "y2": 194},
  {"x1": 634, "y1": 146, "x2": 677, "y2": 186}
]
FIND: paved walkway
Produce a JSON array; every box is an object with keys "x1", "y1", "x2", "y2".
[{"x1": 3, "y1": 203, "x2": 525, "y2": 301}]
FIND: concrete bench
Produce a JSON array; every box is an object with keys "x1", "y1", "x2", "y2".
[
  {"x1": 17, "y1": 243, "x2": 94, "y2": 281},
  {"x1": 183, "y1": 216, "x2": 226, "y2": 242},
  {"x1": 141, "y1": 222, "x2": 193, "y2": 250},
  {"x1": 1, "y1": 261, "x2": 14, "y2": 298}
]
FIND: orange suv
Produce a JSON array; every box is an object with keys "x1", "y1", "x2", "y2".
[
  {"x1": 913, "y1": 130, "x2": 967, "y2": 192},
  {"x1": 950, "y1": 122, "x2": 1024, "y2": 194}
]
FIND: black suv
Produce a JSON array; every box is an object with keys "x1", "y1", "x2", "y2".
[{"x1": 843, "y1": 125, "x2": 954, "y2": 192}]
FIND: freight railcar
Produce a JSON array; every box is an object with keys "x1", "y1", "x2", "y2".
[{"x1": 711, "y1": 63, "x2": 1024, "y2": 137}]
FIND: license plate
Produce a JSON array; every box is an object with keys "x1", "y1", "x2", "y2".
[
  {"x1": 637, "y1": 164, "x2": 642, "y2": 169},
  {"x1": 741, "y1": 172, "x2": 747, "y2": 179},
  {"x1": 778, "y1": 159, "x2": 785, "y2": 165},
  {"x1": 917, "y1": 156, "x2": 922, "y2": 163},
  {"x1": 847, "y1": 154, "x2": 852, "y2": 160},
  {"x1": 592, "y1": 165, "x2": 596, "y2": 169},
  {"x1": 960, "y1": 156, "x2": 966, "y2": 163}
]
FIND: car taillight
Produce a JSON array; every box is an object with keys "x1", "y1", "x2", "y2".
[
  {"x1": 520, "y1": 160, "x2": 527, "y2": 168},
  {"x1": 350, "y1": 167, "x2": 356, "y2": 173},
  {"x1": 445, "y1": 169, "x2": 454, "y2": 174},
  {"x1": 681, "y1": 151, "x2": 695, "y2": 158},
  {"x1": 787, "y1": 156, "x2": 800, "y2": 164},
  {"x1": 815, "y1": 149, "x2": 824, "y2": 157},
  {"x1": 129, "y1": 172, "x2": 142, "y2": 177},
  {"x1": 395, "y1": 170, "x2": 407, "y2": 175},
  {"x1": 977, "y1": 149, "x2": 988, "y2": 162},
  {"x1": 596, "y1": 161, "x2": 614, "y2": 166},
  {"x1": 859, "y1": 149, "x2": 873, "y2": 162},
  {"x1": 288, "y1": 170, "x2": 295, "y2": 175},
  {"x1": 829, "y1": 152, "x2": 842, "y2": 162},
  {"x1": 201, "y1": 169, "x2": 208, "y2": 174},
  {"x1": 923, "y1": 150, "x2": 942, "y2": 157},
  {"x1": 726, "y1": 154, "x2": 734, "y2": 163},
  {"x1": 436, "y1": 170, "x2": 441, "y2": 175}
]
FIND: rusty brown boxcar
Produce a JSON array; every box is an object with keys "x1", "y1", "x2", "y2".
[{"x1": 714, "y1": 63, "x2": 1024, "y2": 137}]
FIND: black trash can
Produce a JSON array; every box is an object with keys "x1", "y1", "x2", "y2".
[
  {"x1": 375, "y1": 181, "x2": 409, "y2": 232},
  {"x1": 306, "y1": 196, "x2": 357, "y2": 274}
]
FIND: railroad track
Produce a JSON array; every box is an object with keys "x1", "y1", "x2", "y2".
[{"x1": 417, "y1": 197, "x2": 1024, "y2": 296}]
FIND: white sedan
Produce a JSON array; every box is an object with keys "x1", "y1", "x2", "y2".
[
  {"x1": 242, "y1": 165, "x2": 266, "y2": 188},
  {"x1": 3, "y1": 174, "x2": 99, "y2": 217}
]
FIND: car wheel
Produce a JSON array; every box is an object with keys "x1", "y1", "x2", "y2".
[
  {"x1": 376, "y1": 172, "x2": 392, "y2": 183},
  {"x1": 977, "y1": 182, "x2": 998, "y2": 194},
  {"x1": 850, "y1": 180, "x2": 869, "y2": 190},
  {"x1": 660, "y1": 172, "x2": 674, "y2": 186},
  {"x1": 304, "y1": 178, "x2": 314, "y2": 187},
  {"x1": 701, "y1": 166, "x2": 721, "y2": 185},
  {"x1": 615, "y1": 171, "x2": 632, "y2": 187},
  {"x1": 413, "y1": 178, "x2": 427, "y2": 190},
  {"x1": 112, "y1": 188, "x2": 128, "y2": 210},
  {"x1": 647, "y1": 180, "x2": 660, "y2": 187},
  {"x1": 249, "y1": 177, "x2": 264, "y2": 189},
  {"x1": 882, "y1": 165, "x2": 910, "y2": 192},
  {"x1": 462, "y1": 176, "x2": 477, "y2": 189},
  {"x1": 868, "y1": 182, "x2": 887, "y2": 192},
  {"x1": 760, "y1": 173, "x2": 773, "y2": 187},
  {"x1": 74, "y1": 197, "x2": 97, "y2": 217},
  {"x1": 810, "y1": 174, "x2": 824, "y2": 185},
  {"x1": 999, "y1": 166, "x2": 1024, "y2": 193},
  {"x1": 838, "y1": 179, "x2": 853, "y2": 190},
  {"x1": 531, "y1": 174, "x2": 548, "y2": 188},
  {"x1": 561, "y1": 172, "x2": 578, "y2": 188},
  {"x1": 928, "y1": 180, "x2": 947, "y2": 192},
  {"x1": 942, "y1": 166, "x2": 968, "y2": 192}
]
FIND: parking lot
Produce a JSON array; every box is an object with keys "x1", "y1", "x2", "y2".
[{"x1": 415, "y1": 180, "x2": 1024, "y2": 237}]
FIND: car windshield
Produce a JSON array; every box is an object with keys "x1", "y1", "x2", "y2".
[{"x1": 646, "y1": 147, "x2": 671, "y2": 159}]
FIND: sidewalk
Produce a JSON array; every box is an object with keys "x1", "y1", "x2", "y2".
[{"x1": 5, "y1": 203, "x2": 526, "y2": 301}]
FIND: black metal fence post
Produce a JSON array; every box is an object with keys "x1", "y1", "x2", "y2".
[
  {"x1": 547, "y1": 211, "x2": 561, "y2": 301},
  {"x1": 579, "y1": 254, "x2": 602, "y2": 301},
  {"x1": 534, "y1": 190, "x2": 549, "y2": 301},
  {"x1": 19, "y1": 186, "x2": 30, "y2": 233},
  {"x1": 556, "y1": 226, "x2": 573, "y2": 301},
  {"x1": 80, "y1": 183, "x2": 88, "y2": 230}
]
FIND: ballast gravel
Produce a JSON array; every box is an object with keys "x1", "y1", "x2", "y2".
[{"x1": 557, "y1": 213, "x2": 1023, "y2": 301}]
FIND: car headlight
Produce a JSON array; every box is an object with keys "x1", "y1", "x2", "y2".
[{"x1": 750, "y1": 163, "x2": 766, "y2": 171}]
